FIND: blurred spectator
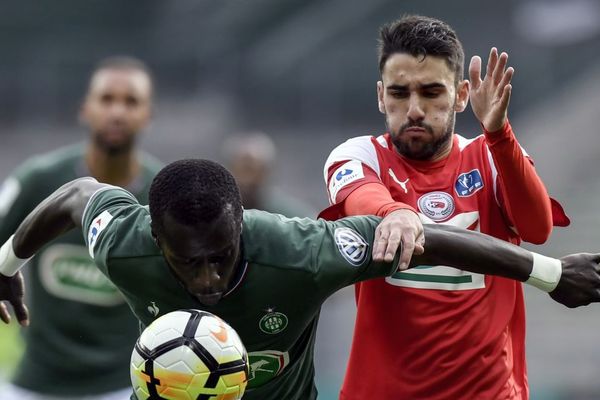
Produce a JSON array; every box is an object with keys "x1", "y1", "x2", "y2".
[
  {"x1": 222, "y1": 132, "x2": 315, "y2": 218},
  {"x1": 0, "y1": 56, "x2": 162, "y2": 400}
]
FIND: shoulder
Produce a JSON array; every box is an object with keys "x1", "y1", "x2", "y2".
[
  {"x1": 242, "y1": 209, "x2": 325, "y2": 271},
  {"x1": 12, "y1": 144, "x2": 83, "y2": 183},
  {"x1": 83, "y1": 188, "x2": 158, "y2": 261},
  {"x1": 324, "y1": 134, "x2": 387, "y2": 181}
]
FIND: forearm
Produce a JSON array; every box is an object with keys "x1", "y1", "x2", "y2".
[
  {"x1": 10, "y1": 178, "x2": 101, "y2": 259},
  {"x1": 344, "y1": 182, "x2": 415, "y2": 217},
  {"x1": 485, "y1": 122, "x2": 552, "y2": 243},
  {"x1": 413, "y1": 224, "x2": 546, "y2": 283}
]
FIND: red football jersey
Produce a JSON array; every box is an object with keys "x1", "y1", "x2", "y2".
[{"x1": 323, "y1": 133, "x2": 533, "y2": 400}]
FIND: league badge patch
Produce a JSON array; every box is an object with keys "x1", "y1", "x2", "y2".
[
  {"x1": 334, "y1": 227, "x2": 368, "y2": 266},
  {"x1": 417, "y1": 191, "x2": 455, "y2": 222},
  {"x1": 87, "y1": 210, "x2": 114, "y2": 257},
  {"x1": 455, "y1": 169, "x2": 484, "y2": 197},
  {"x1": 328, "y1": 160, "x2": 364, "y2": 203}
]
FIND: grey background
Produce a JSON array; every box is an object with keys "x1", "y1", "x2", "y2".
[{"x1": 1, "y1": 1, "x2": 600, "y2": 398}]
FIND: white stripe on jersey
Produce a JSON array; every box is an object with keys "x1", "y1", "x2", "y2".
[{"x1": 323, "y1": 135, "x2": 381, "y2": 183}]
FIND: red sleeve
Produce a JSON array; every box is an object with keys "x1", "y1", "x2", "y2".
[
  {"x1": 319, "y1": 161, "x2": 415, "y2": 220},
  {"x1": 343, "y1": 182, "x2": 415, "y2": 217},
  {"x1": 484, "y1": 120, "x2": 563, "y2": 244}
]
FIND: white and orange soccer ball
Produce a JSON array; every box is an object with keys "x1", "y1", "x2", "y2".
[{"x1": 130, "y1": 309, "x2": 249, "y2": 400}]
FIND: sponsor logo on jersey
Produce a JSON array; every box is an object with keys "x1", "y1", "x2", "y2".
[
  {"x1": 334, "y1": 227, "x2": 368, "y2": 266},
  {"x1": 0, "y1": 177, "x2": 21, "y2": 218},
  {"x1": 247, "y1": 350, "x2": 290, "y2": 388},
  {"x1": 388, "y1": 169, "x2": 409, "y2": 194},
  {"x1": 259, "y1": 307, "x2": 288, "y2": 335},
  {"x1": 328, "y1": 160, "x2": 364, "y2": 203},
  {"x1": 39, "y1": 244, "x2": 125, "y2": 306},
  {"x1": 417, "y1": 191, "x2": 455, "y2": 222},
  {"x1": 87, "y1": 210, "x2": 114, "y2": 258},
  {"x1": 455, "y1": 169, "x2": 484, "y2": 197}
]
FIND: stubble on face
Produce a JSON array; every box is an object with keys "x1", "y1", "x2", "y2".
[{"x1": 390, "y1": 108, "x2": 455, "y2": 161}]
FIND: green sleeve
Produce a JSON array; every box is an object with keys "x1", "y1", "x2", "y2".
[
  {"x1": 311, "y1": 215, "x2": 399, "y2": 294},
  {"x1": 81, "y1": 187, "x2": 140, "y2": 275},
  {"x1": 243, "y1": 211, "x2": 399, "y2": 296}
]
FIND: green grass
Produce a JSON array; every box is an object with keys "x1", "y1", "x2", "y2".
[{"x1": 0, "y1": 322, "x2": 24, "y2": 379}]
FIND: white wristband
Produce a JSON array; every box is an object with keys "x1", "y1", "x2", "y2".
[
  {"x1": 526, "y1": 252, "x2": 562, "y2": 292},
  {"x1": 0, "y1": 235, "x2": 30, "y2": 277}
]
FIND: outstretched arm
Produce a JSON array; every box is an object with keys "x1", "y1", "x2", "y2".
[
  {"x1": 373, "y1": 220, "x2": 600, "y2": 308},
  {"x1": 0, "y1": 177, "x2": 109, "y2": 325}
]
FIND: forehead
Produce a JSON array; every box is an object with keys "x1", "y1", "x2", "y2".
[
  {"x1": 160, "y1": 210, "x2": 239, "y2": 255},
  {"x1": 381, "y1": 53, "x2": 455, "y2": 87},
  {"x1": 88, "y1": 68, "x2": 151, "y2": 97}
]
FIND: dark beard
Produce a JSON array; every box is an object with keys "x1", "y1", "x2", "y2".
[
  {"x1": 92, "y1": 131, "x2": 135, "y2": 156},
  {"x1": 391, "y1": 112, "x2": 455, "y2": 161}
]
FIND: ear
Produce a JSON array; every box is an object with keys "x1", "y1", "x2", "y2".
[
  {"x1": 150, "y1": 226, "x2": 161, "y2": 248},
  {"x1": 377, "y1": 81, "x2": 386, "y2": 114},
  {"x1": 454, "y1": 79, "x2": 469, "y2": 112}
]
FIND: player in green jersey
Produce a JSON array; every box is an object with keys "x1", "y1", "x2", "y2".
[
  {"x1": 0, "y1": 56, "x2": 162, "y2": 399},
  {"x1": 1, "y1": 159, "x2": 599, "y2": 400}
]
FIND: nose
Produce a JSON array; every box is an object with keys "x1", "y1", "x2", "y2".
[
  {"x1": 406, "y1": 94, "x2": 425, "y2": 122},
  {"x1": 108, "y1": 101, "x2": 127, "y2": 119},
  {"x1": 193, "y1": 262, "x2": 220, "y2": 292}
]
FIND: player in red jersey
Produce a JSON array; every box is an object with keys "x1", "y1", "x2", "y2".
[{"x1": 320, "y1": 15, "x2": 570, "y2": 400}]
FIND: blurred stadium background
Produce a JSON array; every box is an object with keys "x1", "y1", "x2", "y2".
[{"x1": 1, "y1": 1, "x2": 600, "y2": 399}]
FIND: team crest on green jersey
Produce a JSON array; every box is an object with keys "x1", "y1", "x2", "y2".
[
  {"x1": 247, "y1": 350, "x2": 290, "y2": 388},
  {"x1": 259, "y1": 308, "x2": 288, "y2": 334}
]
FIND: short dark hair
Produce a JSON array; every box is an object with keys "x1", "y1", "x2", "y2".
[
  {"x1": 149, "y1": 159, "x2": 243, "y2": 238},
  {"x1": 89, "y1": 55, "x2": 154, "y2": 91},
  {"x1": 378, "y1": 15, "x2": 464, "y2": 83}
]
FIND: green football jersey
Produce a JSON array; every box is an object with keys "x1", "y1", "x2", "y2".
[
  {"x1": 0, "y1": 144, "x2": 162, "y2": 395},
  {"x1": 82, "y1": 188, "x2": 397, "y2": 400}
]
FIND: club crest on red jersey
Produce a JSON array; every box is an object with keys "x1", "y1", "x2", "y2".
[
  {"x1": 417, "y1": 192, "x2": 455, "y2": 222},
  {"x1": 455, "y1": 169, "x2": 484, "y2": 197}
]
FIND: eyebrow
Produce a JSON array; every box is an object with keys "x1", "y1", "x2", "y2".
[{"x1": 387, "y1": 82, "x2": 447, "y2": 91}]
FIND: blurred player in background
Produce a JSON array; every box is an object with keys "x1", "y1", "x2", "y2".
[
  {"x1": 321, "y1": 15, "x2": 569, "y2": 399},
  {"x1": 222, "y1": 132, "x2": 315, "y2": 218},
  {"x1": 0, "y1": 56, "x2": 162, "y2": 400},
  {"x1": 1, "y1": 159, "x2": 600, "y2": 400}
]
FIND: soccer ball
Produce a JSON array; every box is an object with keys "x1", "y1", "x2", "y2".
[{"x1": 130, "y1": 309, "x2": 249, "y2": 400}]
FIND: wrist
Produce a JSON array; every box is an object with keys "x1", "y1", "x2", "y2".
[
  {"x1": 483, "y1": 119, "x2": 511, "y2": 143},
  {"x1": 0, "y1": 235, "x2": 31, "y2": 277},
  {"x1": 525, "y1": 252, "x2": 562, "y2": 292}
]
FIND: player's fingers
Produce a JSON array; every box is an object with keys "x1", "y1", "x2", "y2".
[
  {"x1": 396, "y1": 233, "x2": 414, "y2": 269},
  {"x1": 499, "y1": 84, "x2": 512, "y2": 112},
  {"x1": 468, "y1": 56, "x2": 482, "y2": 89},
  {"x1": 0, "y1": 302, "x2": 10, "y2": 324},
  {"x1": 486, "y1": 48, "x2": 498, "y2": 78},
  {"x1": 495, "y1": 67, "x2": 514, "y2": 98},
  {"x1": 414, "y1": 232, "x2": 425, "y2": 255},
  {"x1": 493, "y1": 52, "x2": 508, "y2": 85},
  {"x1": 372, "y1": 226, "x2": 388, "y2": 262},
  {"x1": 13, "y1": 302, "x2": 29, "y2": 327}
]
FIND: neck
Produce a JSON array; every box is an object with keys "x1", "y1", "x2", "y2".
[
  {"x1": 85, "y1": 144, "x2": 140, "y2": 187},
  {"x1": 428, "y1": 138, "x2": 454, "y2": 162}
]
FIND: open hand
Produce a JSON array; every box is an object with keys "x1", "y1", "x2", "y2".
[
  {"x1": 0, "y1": 272, "x2": 29, "y2": 326},
  {"x1": 469, "y1": 47, "x2": 514, "y2": 132}
]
